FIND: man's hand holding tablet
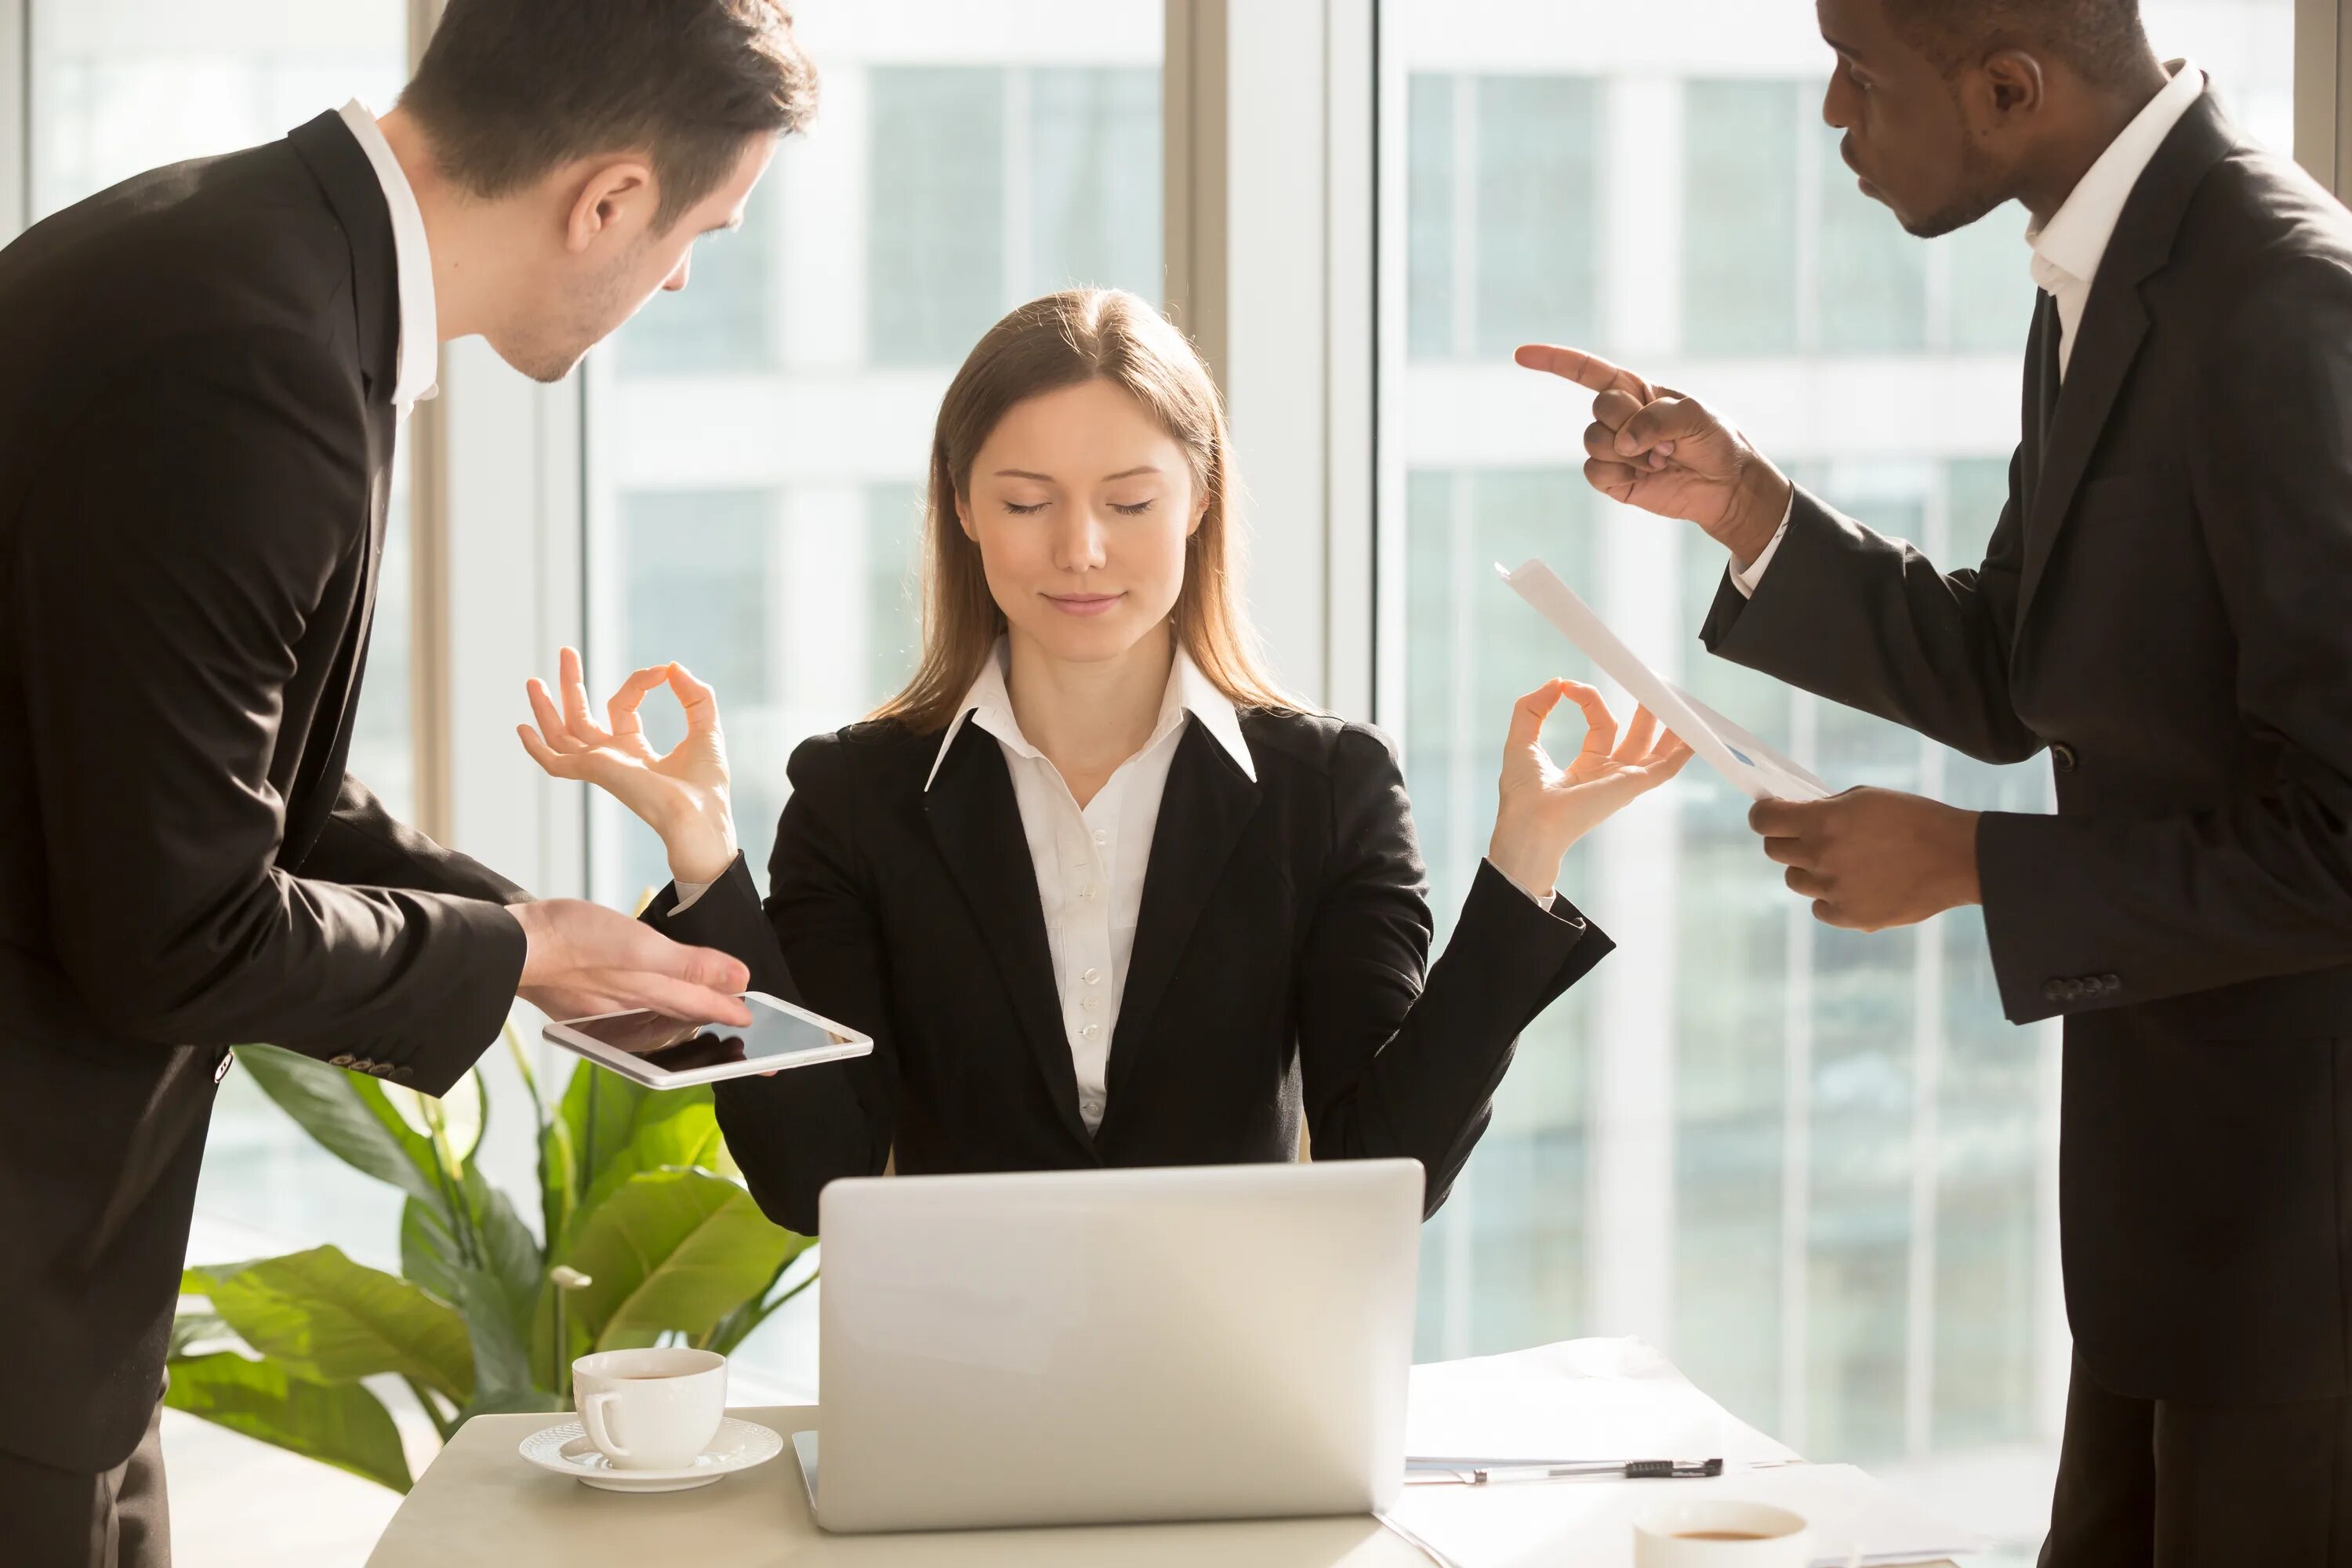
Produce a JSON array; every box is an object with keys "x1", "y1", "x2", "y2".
[{"x1": 543, "y1": 991, "x2": 874, "y2": 1090}]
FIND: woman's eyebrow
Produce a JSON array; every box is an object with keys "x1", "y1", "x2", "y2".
[
  {"x1": 1102, "y1": 465, "x2": 1160, "y2": 481},
  {"x1": 993, "y1": 468, "x2": 1056, "y2": 481}
]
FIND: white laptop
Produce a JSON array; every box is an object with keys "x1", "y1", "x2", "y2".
[{"x1": 792, "y1": 1159, "x2": 1423, "y2": 1534}]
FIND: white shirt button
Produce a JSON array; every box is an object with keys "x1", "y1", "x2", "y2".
[
  {"x1": 1081, "y1": 994, "x2": 1101, "y2": 1013},
  {"x1": 1083, "y1": 967, "x2": 1102, "y2": 985},
  {"x1": 1093, "y1": 829, "x2": 1109, "y2": 846},
  {"x1": 1079, "y1": 884, "x2": 1097, "y2": 902},
  {"x1": 1081, "y1": 1022, "x2": 1101, "y2": 1040}
]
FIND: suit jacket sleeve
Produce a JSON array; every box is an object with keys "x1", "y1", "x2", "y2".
[
  {"x1": 1970, "y1": 259, "x2": 2352, "y2": 1022},
  {"x1": 1295, "y1": 727, "x2": 1611, "y2": 1216},
  {"x1": 299, "y1": 775, "x2": 530, "y2": 905},
  {"x1": 13, "y1": 334, "x2": 522, "y2": 1094},
  {"x1": 1699, "y1": 467, "x2": 2043, "y2": 766},
  {"x1": 648, "y1": 735, "x2": 895, "y2": 1235}
]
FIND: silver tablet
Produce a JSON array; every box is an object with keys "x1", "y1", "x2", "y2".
[{"x1": 542, "y1": 990, "x2": 873, "y2": 1089}]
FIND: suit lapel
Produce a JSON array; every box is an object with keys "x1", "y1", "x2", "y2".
[
  {"x1": 924, "y1": 724, "x2": 1094, "y2": 1148},
  {"x1": 2014, "y1": 93, "x2": 2237, "y2": 634},
  {"x1": 1103, "y1": 721, "x2": 1262, "y2": 1109},
  {"x1": 280, "y1": 111, "x2": 401, "y2": 865}
]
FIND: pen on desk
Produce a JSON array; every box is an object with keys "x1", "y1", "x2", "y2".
[{"x1": 1405, "y1": 1457, "x2": 1725, "y2": 1485}]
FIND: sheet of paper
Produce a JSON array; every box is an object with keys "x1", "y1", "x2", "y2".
[
  {"x1": 1406, "y1": 1338, "x2": 1795, "y2": 1471},
  {"x1": 1497, "y1": 560, "x2": 1831, "y2": 804},
  {"x1": 1383, "y1": 1461, "x2": 1984, "y2": 1568}
]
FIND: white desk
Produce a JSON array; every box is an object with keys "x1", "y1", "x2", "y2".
[{"x1": 366, "y1": 1404, "x2": 1433, "y2": 1568}]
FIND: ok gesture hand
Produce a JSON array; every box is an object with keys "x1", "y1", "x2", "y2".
[{"x1": 518, "y1": 646, "x2": 740, "y2": 885}]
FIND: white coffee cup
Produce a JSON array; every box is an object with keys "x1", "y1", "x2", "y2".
[
  {"x1": 571, "y1": 1347, "x2": 728, "y2": 1470},
  {"x1": 1632, "y1": 1500, "x2": 1813, "y2": 1567}
]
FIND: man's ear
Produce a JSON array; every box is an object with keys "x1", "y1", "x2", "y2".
[
  {"x1": 1976, "y1": 48, "x2": 2046, "y2": 121},
  {"x1": 564, "y1": 158, "x2": 659, "y2": 254}
]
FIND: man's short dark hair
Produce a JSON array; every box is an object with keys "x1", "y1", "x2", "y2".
[
  {"x1": 400, "y1": 0, "x2": 819, "y2": 228},
  {"x1": 1886, "y1": 0, "x2": 2152, "y2": 87}
]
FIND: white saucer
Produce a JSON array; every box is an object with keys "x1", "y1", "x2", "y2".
[{"x1": 518, "y1": 1417, "x2": 786, "y2": 1493}]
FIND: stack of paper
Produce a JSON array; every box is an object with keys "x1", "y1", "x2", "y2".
[{"x1": 1387, "y1": 1339, "x2": 1983, "y2": 1568}]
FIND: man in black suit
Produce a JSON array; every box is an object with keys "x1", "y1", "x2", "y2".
[
  {"x1": 1525, "y1": 0, "x2": 2352, "y2": 1560},
  {"x1": 0, "y1": 3, "x2": 817, "y2": 1561}
]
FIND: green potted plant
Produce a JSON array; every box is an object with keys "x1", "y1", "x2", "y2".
[{"x1": 169, "y1": 1029, "x2": 815, "y2": 1491}]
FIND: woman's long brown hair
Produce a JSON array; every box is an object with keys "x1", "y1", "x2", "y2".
[{"x1": 870, "y1": 289, "x2": 1303, "y2": 734}]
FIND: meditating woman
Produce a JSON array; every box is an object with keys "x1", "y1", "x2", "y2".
[{"x1": 519, "y1": 287, "x2": 1689, "y2": 1234}]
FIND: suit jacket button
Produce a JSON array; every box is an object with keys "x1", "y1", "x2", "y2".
[
  {"x1": 391, "y1": 1065, "x2": 415, "y2": 1083},
  {"x1": 2043, "y1": 980, "x2": 2067, "y2": 1004},
  {"x1": 330, "y1": 1054, "x2": 357, "y2": 1069},
  {"x1": 2100, "y1": 974, "x2": 2122, "y2": 995},
  {"x1": 2051, "y1": 742, "x2": 2078, "y2": 773},
  {"x1": 367, "y1": 1062, "x2": 395, "y2": 1078}
]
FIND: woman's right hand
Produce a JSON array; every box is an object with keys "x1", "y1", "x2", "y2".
[{"x1": 518, "y1": 646, "x2": 740, "y2": 886}]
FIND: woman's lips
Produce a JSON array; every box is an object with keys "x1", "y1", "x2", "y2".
[{"x1": 1045, "y1": 593, "x2": 1124, "y2": 618}]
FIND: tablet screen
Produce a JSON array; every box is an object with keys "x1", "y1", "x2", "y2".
[{"x1": 562, "y1": 995, "x2": 859, "y2": 1073}]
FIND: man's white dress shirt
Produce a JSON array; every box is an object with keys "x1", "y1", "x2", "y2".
[
  {"x1": 1729, "y1": 60, "x2": 2205, "y2": 597},
  {"x1": 335, "y1": 100, "x2": 439, "y2": 420}
]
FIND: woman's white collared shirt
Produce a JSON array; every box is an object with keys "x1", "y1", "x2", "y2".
[{"x1": 923, "y1": 640, "x2": 1256, "y2": 1134}]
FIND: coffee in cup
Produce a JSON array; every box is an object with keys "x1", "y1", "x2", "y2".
[
  {"x1": 1632, "y1": 1500, "x2": 1812, "y2": 1566},
  {"x1": 572, "y1": 1347, "x2": 728, "y2": 1470}
]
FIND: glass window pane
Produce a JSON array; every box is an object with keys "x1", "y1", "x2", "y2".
[
  {"x1": 1472, "y1": 76, "x2": 1598, "y2": 354},
  {"x1": 1683, "y1": 82, "x2": 1800, "y2": 355},
  {"x1": 867, "y1": 66, "x2": 1007, "y2": 365},
  {"x1": 1027, "y1": 67, "x2": 1163, "y2": 299},
  {"x1": 1817, "y1": 132, "x2": 1926, "y2": 353},
  {"x1": 1383, "y1": 0, "x2": 2292, "y2": 1548}
]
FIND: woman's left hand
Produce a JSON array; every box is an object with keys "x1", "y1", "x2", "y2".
[{"x1": 1488, "y1": 678, "x2": 1694, "y2": 899}]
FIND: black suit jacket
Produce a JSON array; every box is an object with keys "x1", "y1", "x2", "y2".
[
  {"x1": 1701, "y1": 93, "x2": 2352, "y2": 1404},
  {"x1": 0, "y1": 113, "x2": 528, "y2": 1473},
  {"x1": 649, "y1": 710, "x2": 1610, "y2": 1236}
]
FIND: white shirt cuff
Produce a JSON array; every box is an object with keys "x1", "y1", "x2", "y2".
[
  {"x1": 670, "y1": 880, "x2": 713, "y2": 914},
  {"x1": 1486, "y1": 858, "x2": 1558, "y2": 912},
  {"x1": 1727, "y1": 492, "x2": 1795, "y2": 598}
]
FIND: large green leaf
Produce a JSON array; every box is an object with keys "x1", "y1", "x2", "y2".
[
  {"x1": 165, "y1": 1352, "x2": 412, "y2": 1493},
  {"x1": 559, "y1": 1059, "x2": 652, "y2": 1196},
  {"x1": 209, "y1": 1247, "x2": 474, "y2": 1404},
  {"x1": 401, "y1": 1178, "x2": 544, "y2": 1408},
  {"x1": 169, "y1": 1311, "x2": 235, "y2": 1359},
  {"x1": 235, "y1": 1045, "x2": 445, "y2": 1206},
  {"x1": 701, "y1": 1238, "x2": 819, "y2": 1357},
  {"x1": 448, "y1": 1264, "x2": 535, "y2": 1401},
  {"x1": 575, "y1": 1099, "x2": 727, "y2": 1227},
  {"x1": 401, "y1": 1170, "x2": 540, "y2": 1315},
  {"x1": 564, "y1": 1170, "x2": 796, "y2": 1350}
]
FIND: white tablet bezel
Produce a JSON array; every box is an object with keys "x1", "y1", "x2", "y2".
[{"x1": 541, "y1": 990, "x2": 873, "y2": 1089}]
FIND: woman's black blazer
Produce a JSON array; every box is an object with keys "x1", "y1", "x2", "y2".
[{"x1": 648, "y1": 710, "x2": 1613, "y2": 1235}]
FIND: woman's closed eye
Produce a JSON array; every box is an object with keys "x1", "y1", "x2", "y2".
[{"x1": 1109, "y1": 498, "x2": 1156, "y2": 517}]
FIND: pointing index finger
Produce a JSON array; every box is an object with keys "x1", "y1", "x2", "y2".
[{"x1": 1514, "y1": 343, "x2": 1657, "y2": 403}]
